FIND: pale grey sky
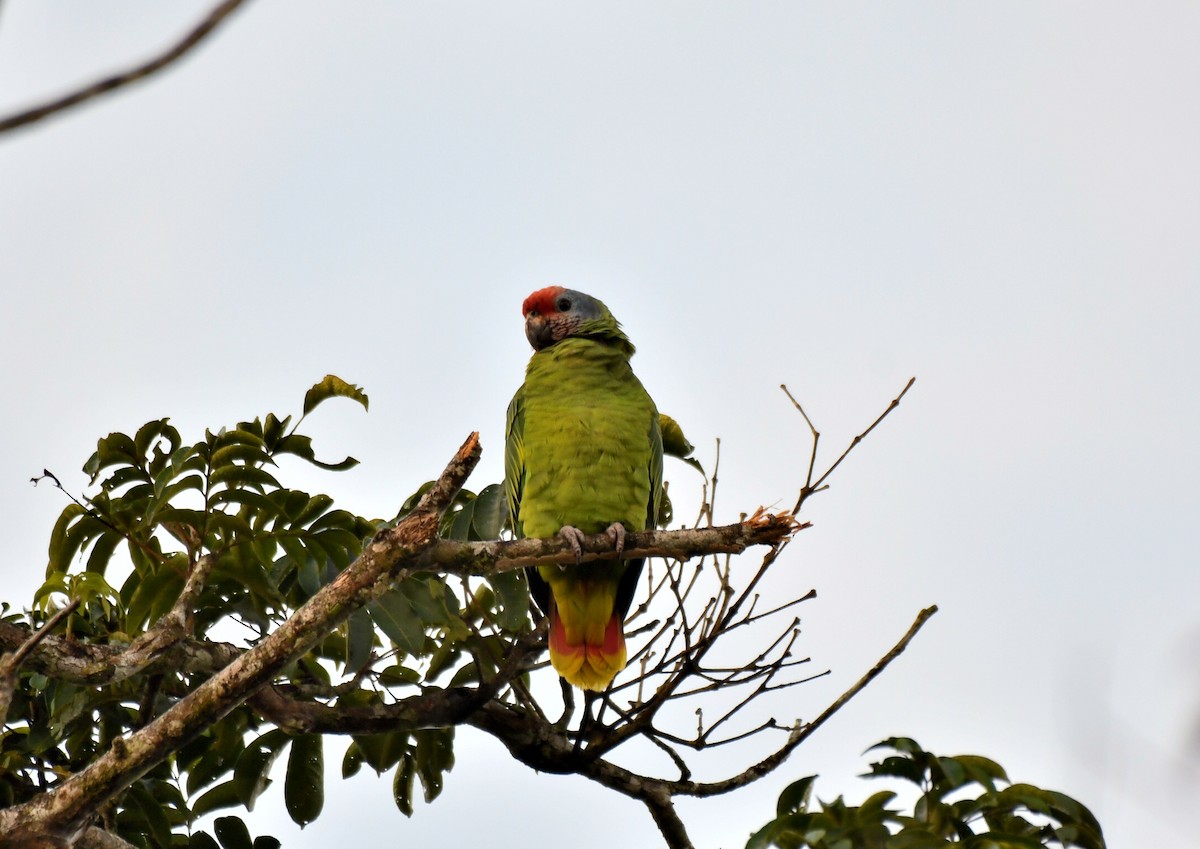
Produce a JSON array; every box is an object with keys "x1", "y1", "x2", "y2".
[{"x1": 2, "y1": 3, "x2": 1197, "y2": 847}]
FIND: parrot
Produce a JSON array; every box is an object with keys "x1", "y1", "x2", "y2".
[{"x1": 504, "y1": 286, "x2": 663, "y2": 691}]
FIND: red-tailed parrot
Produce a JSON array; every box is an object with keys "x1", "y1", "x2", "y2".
[{"x1": 505, "y1": 286, "x2": 663, "y2": 691}]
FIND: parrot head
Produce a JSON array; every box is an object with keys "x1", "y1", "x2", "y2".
[{"x1": 521, "y1": 286, "x2": 633, "y2": 355}]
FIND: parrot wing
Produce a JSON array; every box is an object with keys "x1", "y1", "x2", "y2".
[{"x1": 503, "y1": 384, "x2": 526, "y2": 539}]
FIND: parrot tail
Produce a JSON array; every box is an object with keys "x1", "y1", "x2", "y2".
[
  {"x1": 547, "y1": 605, "x2": 627, "y2": 691},
  {"x1": 528, "y1": 559, "x2": 643, "y2": 691}
]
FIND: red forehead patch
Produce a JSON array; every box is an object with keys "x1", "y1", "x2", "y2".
[{"x1": 522, "y1": 286, "x2": 566, "y2": 316}]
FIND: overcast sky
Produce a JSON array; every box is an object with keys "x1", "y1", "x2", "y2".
[{"x1": 2, "y1": 3, "x2": 1197, "y2": 847}]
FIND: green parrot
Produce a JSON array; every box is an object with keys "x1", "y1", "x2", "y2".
[{"x1": 505, "y1": 286, "x2": 663, "y2": 691}]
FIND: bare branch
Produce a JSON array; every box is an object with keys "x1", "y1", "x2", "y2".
[
  {"x1": 671, "y1": 605, "x2": 939, "y2": 798},
  {"x1": 0, "y1": 0, "x2": 251, "y2": 136},
  {"x1": 781, "y1": 383, "x2": 821, "y2": 495},
  {"x1": 425, "y1": 510, "x2": 802, "y2": 575},
  {"x1": 810, "y1": 376, "x2": 916, "y2": 493},
  {"x1": 789, "y1": 376, "x2": 916, "y2": 514}
]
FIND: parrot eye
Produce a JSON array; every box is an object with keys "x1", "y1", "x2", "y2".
[{"x1": 556, "y1": 297, "x2": 572, "y2": 312}]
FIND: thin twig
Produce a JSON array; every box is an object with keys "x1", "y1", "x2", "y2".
[
  {"x1": 781, "y1": 384, "x2": 821, "y2": 495},
  {"x1": 0, "y1": 0, "x2": 252, "y2": 135},
  {"x1": 790, "y1": 377, "x2": 916, "y2": 513},
  {"x1": 672, "y1": 605, "x2": 939, "y2": 798}
]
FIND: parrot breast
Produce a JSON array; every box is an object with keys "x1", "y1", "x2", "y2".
[{"x1": 514, "y1": 333, "x2": 661, "y2": 691}]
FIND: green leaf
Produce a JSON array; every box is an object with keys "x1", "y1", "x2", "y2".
[
  {"x1": 187, "y1": 747, "x2": 236, "y2": 797},
  {"x1": 962, "y1": 834, "x2": 1047, "y2": 849},
  {"x1": 284, "y1": 733, "x2": 324, "y2": 827},
  {"x1": 209, "y1": 464, "x2": 281, "y2": 491},
  {"x1": 262, "y1": 413, "x2": 291, "y2": 447},
  {"x1": 342, "y1": 741, "x2": 364, "y2": 779},
  {"x1": 870, "y1": 756, "x2": 925, "y2": 787},
  {"x1": 292, "y1": 493, "x2": 335, "y2": 527},
  {"x1": 83, "y1": 530, "x2": 121, "y2": 577},
  {"x1": 192, "y1": 782, "x2": 243, "y2": 818},
  {"x1": 125, "y1": 556, "x2": 187, "y2": 632},
  {"x1": 367, "y1": 590, "x2": 428, "y2": 656},
  {"x1": 398, "y1": 577, "x2": 455, "y2": 626},
  {"x1": 190, "y1": 833, "x2": 221, "y2": 849},
  {"x1": 33, "y1": 572, "x2": 69, "y2": 612},
  {"x1": 484, "y1": 566, "x2": 532, "y2": 628},
  {"x1": 47, "y1": 503, "x2": 87, "y2": 574},
  {"x1": 471, "y1": 483, "x2": 506, "y2": 540},
  {"x1": 890, "y1": 829, "x2": 953, "y2": 848},
  {"x1": 214, "y1": 816, "x2": 254, "y2": 849},
  {"x1": 303, "y1": 375, "x2": 369, "y2": 416},
  {"x1": 129, "y1": 780, "x2": 174, "y2": 848},
  {"x1": 346, "y1": 609, "x2": 375, "y2": 673},
  {"x1": 48, "y1": 511, "x2": 108, "y2": 576},
  {"x1": 134, "y1": 418, "x2": 179, "y2": 460},
  {"x1": 295, "y1": 547, "x2": 322, "y2": 597},
  {"x1": 955, "y1": 754, "x2": 1009, "y2": 791},
  {"x1": 414, "y1": 727, "x2": 454, "y2": 803},
  {"x1": 274, "y1": 434, "x2": 359, "y2": 472},
  {"x1": 84, "y1": 431, "x2": 139, "y2": 482},
  {"x1": 209, "y1": 489, "x2": 276, "y2": 514},
  {"x1": 393, "y1": 752, "x2": 416, "y2": 818},
  {"x1": 352, "y1": 731, "x2": 409, "y2": 774},
  {"x1": 776, "y1": 775, "x2": 817, "y2": 816},
  {"x1": 447, "y1": 499, "x2": 475, "y2": 541},
  {"x1": 935, "y1": 756, "x2": 968, "y2": 792},
  {"x1": 233, "y1": 729, "x2": 290, "y2": 810}
]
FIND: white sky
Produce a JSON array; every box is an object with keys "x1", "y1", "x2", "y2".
[{"x1": 1, "y1": 2, "x2": 1197, "y2": 847}]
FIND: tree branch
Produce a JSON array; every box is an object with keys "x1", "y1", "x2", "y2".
[
  {"x1": 0, "y1": 0, "x2": 251, "y2": 136},
  {"x1": 641, "y1": 788, "x2": 694, "y2": 849},
  {"x1": 0, "y1": 622, "x2": 241, "y2": 687},
  {"x1": 425, "y1": 509, "x2": 802, "y2": 575},
  {"x1": 77, "y1": 828, "x2": 139, "y2": 849},
  {"x1": 249, "y1": 626, "x2": 545, "y2": 736},
  {"x1": 0, "y1": 599, "x2": 79, "y2": 726}
]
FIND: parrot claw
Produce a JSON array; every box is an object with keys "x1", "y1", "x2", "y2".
[
  {"x1": 558, "y1": 526, "x2": 586, "y2": 566},
  {"x1": 605, "y1": 522, "x2": 626, "y2": 558}
]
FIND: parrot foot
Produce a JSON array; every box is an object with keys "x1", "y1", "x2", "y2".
[
  {"x1": 558, "y1": 526, "x2": 586, "y2": 566},
  {"x1": 604, "y1": 522, "x2": 626, "y2": 558},
  {"x1": 557, "y1": 523, "x2": 627, "y2": 567}
]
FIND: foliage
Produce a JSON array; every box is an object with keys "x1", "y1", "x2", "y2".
[
  {"x1": 748, "y1": 737, "x2": 1105, "y2": 849},
  {"x1": 4, "y1": 377, "x2": 527, "y2": 846}
]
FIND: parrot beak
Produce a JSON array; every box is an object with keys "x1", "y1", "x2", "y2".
[{"x1": 525, "y1": 314, "x2": 555, "y2": 351}]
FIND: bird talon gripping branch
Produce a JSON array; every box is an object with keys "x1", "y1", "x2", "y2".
[
  {"x1": 605, "y1": 522, "x2": 626, "y2": 558},
  {"x1": 558, "y1": 525, "x2": 586, "y2": 566}
]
